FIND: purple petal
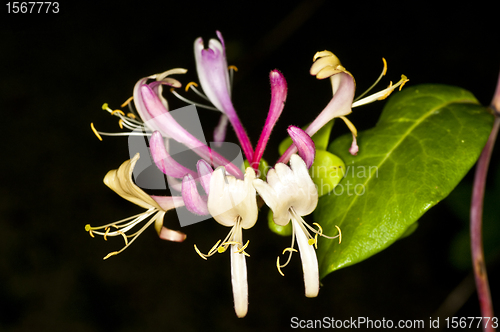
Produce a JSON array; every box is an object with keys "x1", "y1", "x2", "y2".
[
  {"x1": 253, "y1": 69, "x2": 287, "y2": 168},
  {"x1": 287, "y1": 126, "x2": 315, "y2": 168},
  {"x1": 140, "y1": 84, "x2": 243, "y2": 178},
  {"x1": 278, "y1": 72, "x2": 355, "y2": 164},
  {"x1": 149, "y1": 131, "x2": 197, "y2": 178},
  {"x1": 181, "y1": 174, "x2": 209, "y2": 215},
  {"x1": 151, "y1": 195, "x2": 186, "y2": 210},
  {"x1": 196, "y1": 159, "x2": 213, "y2": 195}
]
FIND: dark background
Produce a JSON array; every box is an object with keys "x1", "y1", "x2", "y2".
[{"x1": 1, "y1": 1, "x2": 499, "y2": 331}]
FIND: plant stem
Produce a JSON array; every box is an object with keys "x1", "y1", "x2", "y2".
[{"x1": 470, "y1": 71, "x2": 500, "y2": 331}]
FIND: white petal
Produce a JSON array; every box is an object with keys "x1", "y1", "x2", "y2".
[
  {"x1": 292, "y1": 217, "x2": 319, "y2": 298},
  {"x1": 230, "y1": 244, "x2": 248, "y2": 318}
]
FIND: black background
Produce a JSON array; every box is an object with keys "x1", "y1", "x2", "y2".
[{"x1": 1, "y1": 1, "x2": 499, "y2": 331}]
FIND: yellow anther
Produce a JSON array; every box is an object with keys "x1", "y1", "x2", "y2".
[
  {"x1": 235, "y1": 240, "x2": 250, "y2": 254},
  {"x1": 117, "y1": 231, "x2": 128, "y2": 245},
  {"x1": 85, "y1": 224, "x2": 91, "y2": 232},
  {"x1": 314, "y1": 234, "x2": 318, "y2": 249},
  {"x1": 313, "y1": 222, "x2": 323, "y2": 236},
  {"x1": 90, "y1": 123, "x2": 103, "y2": 141},
  {"x1": 335, "y1": 225, "x2": 342, "y2": 244},
  {"x1": 170, "y1": 87, "x2": 175, "y2": 92},
  {"x1": 110, "y1": 109, "x2": 125, "y2": 116},
  {"x1": 121, "y1": 96, "x2": 134, "y2": 108},
  {"x1": 103, "y1": 227, "x2": 111, "y2": 241},
  {"x1": 185, "y1": 81, "x2": 198, "y2": 92},
  {"x1": 126, "y1": 113, "x2": 136, "y2": 119},
  {"x1": 207, "y1": 239, "x2": 222, "y2": 255},
  {"x1": 118, "y1": 119, "x2": 124, "y2": 129},
  {"x1": 194, "y1": 244, "x2": 208, "y2": 260},
  {"x1": 228, "y1": 65, "x2": 238, "y2": 72},
  {"x1": 308, "y1": 238, "x2": 316, "y2": 246},
  {"x1": 103, "y1": 251, "x2": 118, "y2": 260},
  {"x1": 382, "y1": 58, "x2": 387, "y2": 76},
  {"x1": 399, "y1": 75, "x2": 409, "y2": 91},
  {"x1": 102, "y1": 103, "x2": 109, "y2": 110},
  {"x1": 88, "y1": 229, "x2": 95, "y2": 238},
  {"x1": 277, "y1": 257, "x2": 285, "y2": 276},
  {"x1": 282, "y1": 247, "x2": 298, "y2": 255}
]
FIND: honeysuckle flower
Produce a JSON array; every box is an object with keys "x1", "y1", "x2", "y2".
[
  {"x1": 287, "y1": 125, "x2": 315, "y2": 169},
  {"x1": 85, "y1": 153, "x2": 186, "y2": 259},
  {"x1": 279, "y1": 51, "x2": 408, "y2": 163},
  {"x1": 194, "y1": 167, "x2": 258, "y2": 318},
  {"x1": 253, "y1": 154, "x2": 341, "y2": 298},
  {"x1": 193, "y1": 31, "x2": 254, "y2": 163}
]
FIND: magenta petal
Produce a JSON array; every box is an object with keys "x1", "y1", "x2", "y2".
[
  {"x1": 151, "y1": 195, "x2": 186, "y2": 210},
  {"x1": 149, "y1": 131, "x2": 197, "y2": 178},
  {"x1": 287, "y1": 126, "x2": 316, "y2": 168},
  {"x1": 159, "y1": 227, "x2": 187, "y2": 242},
  {"x1": 253, "y1": 69, "x2": 288, "y2": 168},
  {"x1": 181, "y1": 174, "x2": 209, "y2": 215},
  {"x1": 196, "y1": 159, "x2": 213, "y2": 195}
]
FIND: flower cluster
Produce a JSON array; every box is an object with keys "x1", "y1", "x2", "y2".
[{"x1": 87, "y1": 31, "x2": 407, "y2": 317}]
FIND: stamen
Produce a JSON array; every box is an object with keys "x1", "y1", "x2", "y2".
[
  {"x1": 110, "y1": 109, "x2": 125, "y2": 116},
  {"x1": 228, "y1": 65, "x2": 238, "y2": 72},
  {"x1": 194, "y1": 244, "x2": 208, "y2": 260},
  {"x1": 276, "y1": 257, "x2": 285, "y2": 276},
  {"x1": 170, "y1": 88, "x2": 219, "y2": 111},
  {"x1": 103, "y1": 251, "x2": 118, "y2": 260},
  {"x1": 118, "y1": 119, "x2": 124, "y2": 129},
  {"x1": 282, "y1": 247, "x2": 298, "y2": 255},
  {"x1": 378, "y1": 81, "x2": 393, "y2": 100},
  {"x1": 354, "y1": 57, "x2": 389, "y2": 102},
  {"x1": 90, "y1": 123, "x2": 103, "y2": 141},
  {"x1": 127, "y1": 113, "x2": 136, "y2": 119},
  {"x1": 235, "y1": 240, "x2": 250, "y2": 254},
  {"x1": 307, "y1": 238, "x2": 316, "y2": 246},
  {"x1": 121, "y1": 96, "x2": 134, "y2": 108},
  {"x1": 185, "y1": 81, "x2": 199, "y2": 92}
]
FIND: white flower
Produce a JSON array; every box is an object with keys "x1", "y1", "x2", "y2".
[
  {"x1": 194, "y1": 167, "x2": 258, "y2": 318},
  {"x1": 253, "y1": 154, "x2": 340, "y2": 298}
]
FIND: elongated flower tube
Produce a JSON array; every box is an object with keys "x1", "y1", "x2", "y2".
[
  {"x1": 287, "y1": 126, "x2": 315, "y2": 169},
  {"x1": 85, "y1": 153, "x2": 186, "y2": 259},
  {"x1": 252, "y1": 69, "x2": 287, "y2": 169},
  {"x1": 194, "y1": 31, "x2": 254, "y2": 163},
  {"x1": 195, "y1": 167, "x2": 258, "y2": 318},
  {"x1": 253, "y1": 154, "x2": 340, "y2": 297}
]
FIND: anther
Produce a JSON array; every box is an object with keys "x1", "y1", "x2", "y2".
[
  {"x1": 103, "y1": 251, "x2": 118, "y2": 260},
  {"x1": 126, "y1": 113, "x2": 136, "y2": 119},
  {"x1": 110, "y1": 109, "x2": 125, "y2": 116},
  {"x1": 228, "y1": 65, "x2": 238, "y2": 72},
  {"x1": 90, "y1": 123, "x2": 103, "y2": 141},
  {"x1": 194, "y1": 244, "x2": 208, "y2": 260},
  {"x1": 277, "y1": 257, "x2": 285, "y2": 276},
  {"x1": 118, "y1": 119, "x2": 124, "y2": 129},
  {"x1": 121, "y1": 96, "x2": 134, "y2": 108},
  {"x1": 382, "y1": 58, "x2": 387, "y2": 76},
  {"x1": 185, "y1": 82, "x2": 199, "y2": 92},
  {"x1": 335, "y1": 225, "x2": 342, "y2": 244}
]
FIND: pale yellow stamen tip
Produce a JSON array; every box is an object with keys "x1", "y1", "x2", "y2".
[
  {"x1": 110, "y1": 109, "x2": 125, "y2": 116},
  {"x1": 103, "y1": 227, "x2": 110, "y2": 241},
  {"x1": 228, "y1": 65, "x2": 238, "y2": 72},
  {"x1": 218, "y1": 246, "x2": 227, "y2": 253},
  {"x1": 102, "y1": 103, "x2": 109, "y2": 110},
  {"x1": 90, "y1": 123, "x2": 103, "y2": 141},
  {"x1": 335, "y1": 225, "x2": 342, "y2": 244},
  {"x1": 103, "y1": 251, "x2": 118, "y2": 260},
  {"x1": 85, "y1": 224, "x2": 91, "y2": 232},
  {"x1": 185, "y1": 81, "x2": 198, "y2": 92},
  {"x1": 121, "y1": 96, "x2": 134, "y2": 108},
  {"x1": 194, "y1": 244, "x2": 208, "y2": 260},
  {"x1": 399, "y1": 75, "x2": 409, "y2": 90},
  {"x1": 308, "y1": 238, "x2": 316, "y2": 246},
  {"x1": 282, "y1": 247, "x2": 298, "y2": 255},
  {"x1": 382, "y1": 58, "x2": 388, "y2": 76},
  {"x1": 126, "y1": 113, "x2": 136, "y2": 119},
  {"x1": 118, "y1": 119, "x2": 124, "y2": 129},
  {"x1": 277, "y1": 257, "x2": 285, "y2": 276}
]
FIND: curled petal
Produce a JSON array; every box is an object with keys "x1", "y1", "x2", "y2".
[
  {"x1": 181, "y1": 174, "x2": 209, "y2": 216},
  {"x1": 287, "y1": 126, "x2": 315, "y2": 169},
  {"x1": 159, "y1": 227, "x2": 187, "y2": 242},
  {"x1": 196, "y1": 159, "x2": 213, "y2": 195},
  {"x1": 149, "y1": 131, "x2": 197, "y2": 178}
]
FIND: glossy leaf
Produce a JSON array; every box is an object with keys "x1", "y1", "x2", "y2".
[{"x1": 315, "y1": 84, "x2": 494, "y2": 278}]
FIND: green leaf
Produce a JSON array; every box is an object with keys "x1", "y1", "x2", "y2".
[{"x1": 315, "y1": 84, "x2": 494, "y2": 278}]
